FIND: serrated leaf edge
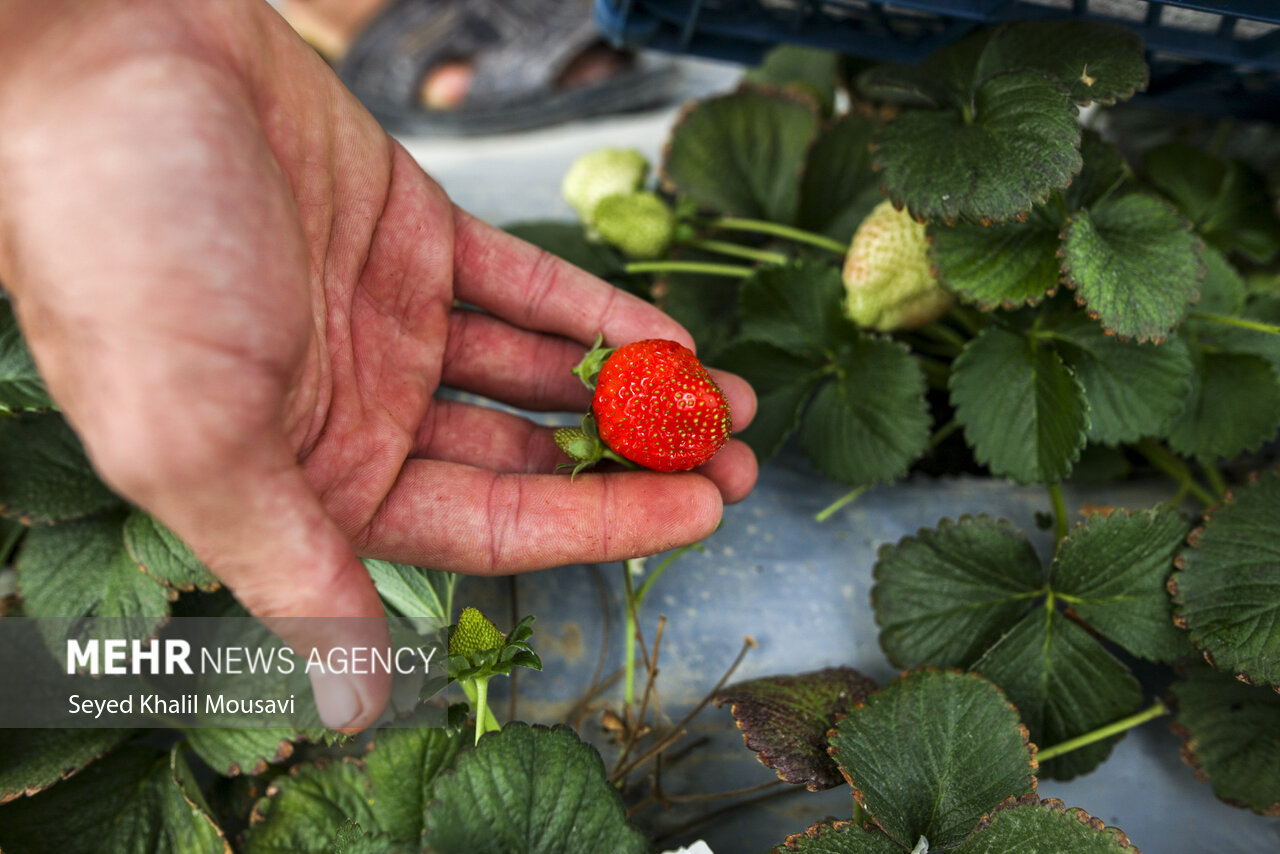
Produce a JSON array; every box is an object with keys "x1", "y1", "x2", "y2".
[
  {"x1": 247, "y1": 755, "x2": 365, "y2": 827},
  {"x1": 1168, "y1": 466, "x2": 1280, "y2": 693},
  {"x1": 658, "y1": 85, "x2": 821, "y2": 213},
  {"x1": 825, "y1": 666, "x2": 1040, "y2": 838}
]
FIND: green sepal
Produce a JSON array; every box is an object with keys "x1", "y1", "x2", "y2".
[
  {"x1": 570, "y1": 333, "x2": 613, "y2": 391},
  {"x1": 447, "y1": 614, "x2": 543, "y2": 686}
]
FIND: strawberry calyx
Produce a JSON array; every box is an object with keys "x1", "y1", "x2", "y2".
[
  {"x1": 570, "y1": 333, "x2": 614, "y2": 391},
  {"x1": 554, "y1": 414, "x2": 638, "y2": 478}
]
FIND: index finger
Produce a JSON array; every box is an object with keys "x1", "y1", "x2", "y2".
[{"x1": 451, "y1": 206, "x2": 696, "y2": 350}]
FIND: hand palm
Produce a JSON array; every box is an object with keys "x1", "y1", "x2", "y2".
[{"x1": 0, "y1": 1, "x2": 755, "y2": 728}]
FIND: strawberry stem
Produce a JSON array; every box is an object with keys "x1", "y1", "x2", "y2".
[
  {"x1": 706, "y1": 216, "x2": 849, "y2": 255},
  {"x1": 1201, "y1": 461, "x2": 1228, "y2": 500},
  {"x1": 1036, "y1": 700, "x2": 1168, "y2": 763},
  {"x1": 681, "y1": 237, "x2": 788, "y2": 266},
  {"x1": 1135, "y1": 439, "x2": 1218, "y2": 508},
  {"x1": 622, "y1": 559, "x2": 642, "y2": 707},
  {"x1": 1189, "y1": 312, "x2": 1280, "y2": 336},
  {"x1": 624, "y1": 260, "x2": 753, "y2": 278},
  {"x1": 460, "y1": 676, "x2": 500, "y2": 745},
  {"x1": 1047, "y1": 483, "x2": 1069, "y2": 554},
  {"x1": 815, "y1": 485, "x2": 869, "y2": 523}
]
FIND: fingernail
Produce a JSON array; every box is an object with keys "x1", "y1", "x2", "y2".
[{"x1": 311, "y1": 671, "x2": 363, "y2": 730}]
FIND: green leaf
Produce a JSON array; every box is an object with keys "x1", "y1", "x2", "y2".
[
  {"x1": 744, "y1": 45, "x2": 840, "y2": 115},
  {"x1": 872, "y1": 517, "x2": 1044, "y2": 669},
  {"x1": 0, "y1": 728, "x2": 140, "y2": 804},
  {"x1": 1171, "y1": 666, "x2": 1280, "y2": 814},
  {"x1": 797, "y1": 114, "x2": 882, "y2": 243},
  {"x1": 1064, "y1": 130, "x2": 1129, "y2": 213},
  {"x1": 364, "y1": 726, "x2": 463, "y2": 844},
  {"x1": 1166, "y1": 351, "x2": 1280, "y2": 462},
  {"x1": 16, "y1": 508, "x2": 172, "y2": 648},
  {"x1": 950, "y1": 325, "x2": 1088, "y2": 484},
  {"x1": 712, "y1": 666, "x2": 878, "y2": 791},
  {"x1": 1145, "y1": 144, "x2": 1280, "y2": 264},
  {"x1": 0, "y1": 412, "x2": 122, "y2": 524},
  {"x1": 0, "y1": 745, "x2": 229, "y2": 854},
  {"x1": 0, "y1": 300, "x2": 53, "y2": 412},
  {"x1": 365, "y1": 559, "x2": 456, "y2": 625},
  {"x1": 857, "y1": 31, "x2": 993, "y2": 109},
  {"x1": 714, "y1": 340, "x2": 824, "y2": 460},
  {"x1": 977, "y1": 20, "x2": 1148, "y2": 106},
  {"x1": 1197, "y1": 245, "x2": 1248, "y2": 316},
  {"x1": 1061, "y1": 194, "x2": 1203, "y2": 342},
  {"x1": 954, "y1": 798, "x2": 1141, "y2": 853},
  {"x1": 1171, "y1": 469, "x2": 1280, "y2": 689},
  {"x1": 654, "y1": 260, "x2": 741, "y2": 360},
  {"x1": 243, "y1": 759, "x2": 375, "y2": 854},
  {"x1": 662, "y1": 89, "x2": 820, "y2": 223},
  {"x1": 422, "y1": 723, "x2": 648, "y2": 854},
  {"x1": 1050, "y1": 314, "x2": 1193, "y2": 445},
  {"x1": 184, "y1": 728, "x2": 297, "y2": 778},
  {"x1": 739, "y1": 261, "x2": 852, "y2": 358},
  {"x1": 772, "y1": 821, "x2": 903, "y2": 854},
  {"x1": 973, "y1": 608, "x2": 1142, "y2": 780},
  {"x1": 1051, "y1": 508, "x2": 1193, "y2": 662},
  {"x1": 928, "y1": 212, "x2": 1061, "y2": 308},
  {"x1": 828, "y1": 669, "x2": 1036, "y2": 850},
  {"x1": 799, "y1": 336, "x2": 930, "y2": 485},
  {"x1": 871, "y1": 71, "x2": 1081, "y2": 224},
  {"x1": 123, "y1": 510, "x2": 220, "y2": 592},
  {"x1": 501, "y1": 222, "x2": 626, "y2": 280}
]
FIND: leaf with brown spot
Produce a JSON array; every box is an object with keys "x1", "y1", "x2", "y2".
[
  {"x1": 954, "y1": 796, "x2": 1140, "y2": 852},
  {"x1": 1171, "y1": 666, "x2": 1280, "y2": 815},
  {"x1": 714, "y1": 666, "x2": 878, "y2": 791},
  {"x1": 1171, "y1": 468, "x2": 1280, "y2": 689},
  {"x1": 772, "y1": 820, "x2": 901, "y2": 853},
  {"x1": 0, "y1": 728, "x2": 140, "y2": 804},
  {"x1": 828, "y1": 669, "x2": 1036, "y2": 850}
]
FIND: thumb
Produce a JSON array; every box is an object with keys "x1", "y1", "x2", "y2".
[{"x1": 102, "y1": 436, "x2": 391, "y2": 731}]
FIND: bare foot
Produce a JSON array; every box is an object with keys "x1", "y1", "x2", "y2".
[{"x1": 418, "y1": 44, "x2": 631, "y2": 109}]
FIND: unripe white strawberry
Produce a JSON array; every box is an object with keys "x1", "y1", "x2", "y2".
[
  {"x1": 562, "y1": 148, "x2": 650, "y2": 225},
  {"x1": 592, "y1": 191, "x2": 675, "y2": 259},
  {"x1": 843, "y1": 199, "x2": 953, "y2": 331}
]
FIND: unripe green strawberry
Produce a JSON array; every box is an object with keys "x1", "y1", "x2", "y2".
[
  {"x1": 449, "y1": 607, "x2": 505, "y2": 656},
  {"x1": 843, "y1": 199, "x2": 953, "y2": 331},
  {"x1": 593, "y1": 191, "x2": 676, "y2": 259},
  {"x1": 591, "y1": 339, "x2": 731, "y2": 473},
  {"x1": 562, "y1": 147, "x2": 649, "y2": 225}
]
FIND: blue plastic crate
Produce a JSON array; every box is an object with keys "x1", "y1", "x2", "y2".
[{"x1": 594, "y1": 0, "x2": 1280, "y2": 117}]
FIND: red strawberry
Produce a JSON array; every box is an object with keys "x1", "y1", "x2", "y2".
[{"x1": 589, "y1": 339, "x2": 731, "y2": 472}]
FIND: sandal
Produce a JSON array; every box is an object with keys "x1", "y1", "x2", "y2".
[{"x1": 336, "y1": 0, "x2": 679, "y2": 135}]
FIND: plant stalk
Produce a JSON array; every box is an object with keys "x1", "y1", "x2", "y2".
[
  {"x1": 622, "y1": 559, "x2": 642, "y2": 707},
  {"x1": 1036, "y1": 700, "x2": 1169, "y2": 763},
  {"x1": 1189, "y1": 312, "x2": 1280, "y2": 336},
  {"x1": 461, "y1": 677, "x2": 500, "y2": 745},
  {"x1": 706, "y1": 216, "x2": 848, "y2": 255},
  {"x1": 1047, "y1": 483, "x2": 1069, "y2": 551},
  {"x1": 1201, "y1": 461, "x2": 1228, "y2": 500},
  {"x1": 624, "y1": 260, "x2": 754, "y2": 278},
  {"x1": 682, "y1": 237, "x2": 788, "y2": 266},
  {"x1": 1135, "y1": 439, "x2": 1219, "y2": 508},
  {"x1": 815, "y1": 485, "x2": 869, "y2": 523}
]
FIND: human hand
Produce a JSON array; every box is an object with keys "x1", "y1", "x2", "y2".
[{"x1": 0, "y1": 0, "x2": 757, "y2": 728}]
